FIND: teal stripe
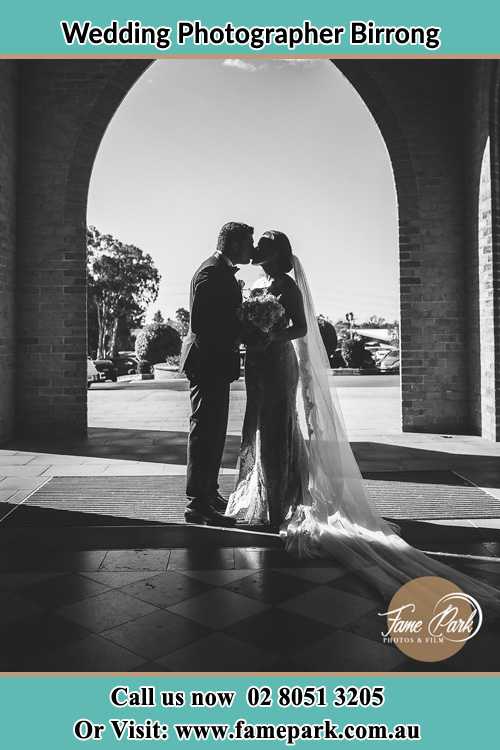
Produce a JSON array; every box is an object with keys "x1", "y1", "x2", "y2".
[
  {"x1": 0, "y1": 675, "x2": 498, "y2": 747},
  {"x1": 0, "y1": 1, "x2": 499, "y2": 55}
]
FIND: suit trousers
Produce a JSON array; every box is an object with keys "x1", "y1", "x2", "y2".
[{"x1": 186, "y1": 376, "x2": 230, "y2": 508}]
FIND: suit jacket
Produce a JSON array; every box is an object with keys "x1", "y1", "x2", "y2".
[{"x1": 179, "y1": 254, "x2": 242, "y2": 381}]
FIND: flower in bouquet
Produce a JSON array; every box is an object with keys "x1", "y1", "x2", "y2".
[{"x1": 240, "y1": 292, "x2": 285, "y2": 333}]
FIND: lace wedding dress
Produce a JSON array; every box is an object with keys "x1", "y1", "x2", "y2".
[{"x1": 227, "y1": 256, "x2": 500, "y2": 611}]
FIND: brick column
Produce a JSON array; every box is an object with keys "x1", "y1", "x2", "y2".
[
  {"x1": 339, "y1": 61, "x2": 471, "y2": 433},
  {"x1": 0, "y1": 63, "x2": 17, "y2": 444},
  {"x1": 15, "y1": 61, "x2": 149, "y2": 438}
]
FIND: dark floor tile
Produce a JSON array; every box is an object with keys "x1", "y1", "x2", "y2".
[
  {"x1": 276, "y1": 565, "x2": 346, "y2": 584},
  {"x1": 179, "y1": 569, "x2": 254, "y2": 585},
  {"x1": 289, "y1": 630, "x2": 407, "y2": 671},
  {"x1": 119, "y1": 572, "x2": 212, "y2": 609},
  {"x1": 280, "y1": 585, "x2": 376, "y2": 628},
  {"x1": 224, "y1": 569, "x2": 314, "y2": 604},
  {"x1": 224, "y1": 608, "x2": 333, "y2": 653},
  {"x1": 441, "y1": 631, "x2": 500, "y2": 671},
  {"x1": 0, "y1": 590, "x2": 44, "y2": 626},
  {"x1": 167, "y1": 588, "x2": 268, "y2": 628},
  {"x1": 343, "y1": 607, "x2": 388, "y2": 643},
  {"x1": 328, "y1": 572, "x2": 384, "y2": 603},
  {"x1": 397, "y1": 657, "x2": 461, "y2": 673},
  {"x1": 168, "y1": 548, "x2": 235, "y2": 570},
  {"x1": 0, "y1": 614, "x2": 89, "y2": 670},
  {"x1": 101, "y1": 608, "x2": 209, "y2": 660},
  {"x1": 0, "y1": 572, "x2": 64, "y2": 592},
  {"x1": 30, "y1": 634, "x2": 144, "y2": 671},
  {"x1": 156, "y1": 633, "x2": 276, "y2": 671},
  {"x1": 57, "y1": 589, "x2": 158, "y2": 632},
  {"x1": 22, "y1": 574, "x2": 110, "y2": 608}
]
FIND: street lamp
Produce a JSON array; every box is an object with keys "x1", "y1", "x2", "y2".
[{"x1": 345, "y1": 312, "x2": 355, "y2": 340}]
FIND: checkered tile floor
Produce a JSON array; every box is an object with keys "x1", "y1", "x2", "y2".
[{"x1": 1, "y1": 547, "x2": 500, "y2": 672}]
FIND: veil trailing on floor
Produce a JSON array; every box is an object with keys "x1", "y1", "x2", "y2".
[{"x1": 287, "y1": 254, "x2": 500, "y2": 608}]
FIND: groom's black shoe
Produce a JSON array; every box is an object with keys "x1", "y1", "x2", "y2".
[
  {"x1": 210, "y1": 492, "x2": 228, "y2": 513},
  {"x1": 184, "y1": 504, "x2": 237, "y2": 527}
]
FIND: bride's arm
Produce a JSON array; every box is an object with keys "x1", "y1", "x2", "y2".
[{"x1": 269, "y1": 282, "x2": 307, "y2": 343}]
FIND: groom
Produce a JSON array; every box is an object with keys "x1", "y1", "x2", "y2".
[{"x1": 180, "y1": 222, "x2": 254, "y2": 525}]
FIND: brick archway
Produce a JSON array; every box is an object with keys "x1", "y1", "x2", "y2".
[{"x1": 0, "y1": 59, "x2": 492, "y2": 442}]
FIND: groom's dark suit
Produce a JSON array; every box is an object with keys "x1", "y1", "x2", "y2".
[{"x1": 180, "y1": 253, "x2": 242, "y2": 507}]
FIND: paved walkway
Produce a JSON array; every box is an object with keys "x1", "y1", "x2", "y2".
[{"x1": 2, "y1": 376, "x2": 500, "y2": 531}]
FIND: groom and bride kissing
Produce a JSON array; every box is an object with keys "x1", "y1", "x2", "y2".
[
  {"x1": 179, "y1": 221, "x2": 500, "y2": 610},
  {"x1": 179, "y1": 221, "x2": 301, "y2": 529}
]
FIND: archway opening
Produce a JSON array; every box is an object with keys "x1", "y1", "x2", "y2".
[{"x1": 86, "y1": 59, "x2": 399, "y2": 466}]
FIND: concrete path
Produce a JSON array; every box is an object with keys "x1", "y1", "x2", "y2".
[{"x1": 1, "y1": 376, "x2": 500, "y2": 531}]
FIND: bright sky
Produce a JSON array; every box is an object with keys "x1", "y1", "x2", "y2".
[{"x1": 88, "y1": 59, "x2": 398, "y2": 325}]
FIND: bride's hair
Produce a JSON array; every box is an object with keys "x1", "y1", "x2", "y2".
[{"x1": 259, "y1": 230, "x2": 293, "y2": 273}]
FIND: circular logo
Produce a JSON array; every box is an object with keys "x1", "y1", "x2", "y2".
[{"x1": 378, "y1": 576, "x2": 483, "y2": 662}]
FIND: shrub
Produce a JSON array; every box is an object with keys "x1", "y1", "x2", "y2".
[
  {"x1": 341, "y1": 338, "x2": 374, "y2": 369},
  {"x1": 135, "y1": 323, "x2": 182, "y2": 365},
  {"x1": 331, "y1": 349, "x2": 346, "y2": 368}
]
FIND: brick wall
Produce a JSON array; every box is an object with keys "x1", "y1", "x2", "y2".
[
  {"x1": 0, "y1": 63, "x2": 16, "y2": 444},
  {"x1": 339, "y1": 61, "x2": 471, "y2": 433},
  {"x1": 15, "y1": 61, "x2": 149, "y2": 437}
]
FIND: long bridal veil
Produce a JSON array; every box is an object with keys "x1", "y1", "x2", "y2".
[{"x1": 287, "y1": 255, "x2": 500, "y2": 608}]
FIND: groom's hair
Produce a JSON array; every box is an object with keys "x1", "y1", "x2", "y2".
[{"x1": 217, "y1": 222, "x2": 253, "y2": 255}]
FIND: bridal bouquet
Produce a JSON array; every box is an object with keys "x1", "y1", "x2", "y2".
[{"x1": 239, "y1": 292, "x2": 285, "y2": 333}]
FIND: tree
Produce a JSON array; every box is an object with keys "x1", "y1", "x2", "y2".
[
  {"x1": 360, "y1": 315, "x2": 388, "y2": 329},
  {"x1": 175, "y1": 307, "x2": 190, "y2": 338},
  {"x1": 87, "y1": 226, "x2": 160, "y2": 359},
  {"x1": 135, "y1": 323, "x2": 182, "y2": 365},
  {"x1": 153, "y1": 310, "x2": 165, "y2": 324}
]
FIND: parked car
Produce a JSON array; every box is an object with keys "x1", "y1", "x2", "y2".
[
  {"x1": 87, "y1": 357, "x2": 103, "y2": 388},
  {"x1": 379, "y1": 350, "x2": 400, "y2": 374},
  {"x1": 93, "y1": 359, "x2": 118, "y2": 382},
  {"x1": 114, "y1": 353, "x2": 139, "y2": 376},
  {"x1": 371, "y1": 346, "x2": 395, "y2": 364}
]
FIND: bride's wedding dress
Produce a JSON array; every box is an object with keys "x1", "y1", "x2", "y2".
[{"x1": 227, "y1": 256, "x2": 500, "y2": 611}]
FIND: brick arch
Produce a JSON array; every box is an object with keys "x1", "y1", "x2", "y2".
[
  {"x1": 74, "y1": 60, "x2": 412, "y2": 433},
  {"x1": 11, "y1": 59, "x2": 477, "y2": 439}
]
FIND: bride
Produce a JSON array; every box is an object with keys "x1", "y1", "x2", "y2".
[{"x1": 226, "y1": 230, "x2": 500, "y2": 609}]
